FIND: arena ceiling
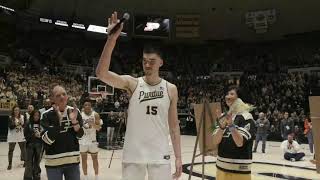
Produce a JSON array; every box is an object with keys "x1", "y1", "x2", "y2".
[{"x1": 2, "y1": 0, "x2": 320, "y2": 42}]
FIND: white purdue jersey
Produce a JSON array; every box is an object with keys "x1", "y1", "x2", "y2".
[
  {"x1": 79, "y1": 111, "x2": 100, "y2": 145},
  {"x1": 123, "y1": 77, "x2": 171, "y2": 164}
]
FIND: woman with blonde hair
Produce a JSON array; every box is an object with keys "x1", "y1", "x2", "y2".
[{"x1": 213, "y1": 86, "x2": 256, "y2": 180}]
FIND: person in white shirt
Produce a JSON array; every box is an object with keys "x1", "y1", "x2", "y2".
[
  {"x1": 7, "y1": 105, "x2": 26, "y2": 170},
  {"x1": 280, "y1": 134, "x2": 305, "y2": 162},
  {"x1": 79, "y1": 99, "x2": 102, "y2": 180}
]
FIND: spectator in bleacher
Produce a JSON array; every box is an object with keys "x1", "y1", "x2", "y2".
[
  {"x1": 291, "y1": 112, "x2": 300, "y2": 125},
  {"x1": 293, "y1": 125, "x2": 304, "y2": 144},
  {"x1": 94, "y1": 96, "x2": 104, "y2": 113},
  {"x1": 280, "y1": 112, "x2": 294, "y2": 140},
  {"x1": 6, "y1": 87, "x2": 16, "y2": 100},
  {"x1": 24, "y1": 105, "x2": 34, "y2": 123},
  {"x1": 7, "y1": 105, "x2": 26, "y2": 170},
  {"x1": 39, "y1": 99, "x2": 52, "y2": 115},
  {"x1": 0, "y1": 77, "x2": 5, "y2": 90}
]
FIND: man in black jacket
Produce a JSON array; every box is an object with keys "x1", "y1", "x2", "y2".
[{"x1": 41, "y1": 85, "x2": 84, "y2": 180}]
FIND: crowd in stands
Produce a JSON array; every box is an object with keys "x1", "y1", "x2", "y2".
[
  {"x1": 1, "y1": 39, "x2": 320, "y2": 144},
  {"x1": 0, "y1": 66, "x2": 84, "y2": 109}
]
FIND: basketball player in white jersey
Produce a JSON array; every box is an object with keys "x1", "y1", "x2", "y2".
[
  {"x1": 96, "y1": 11, "x2": 182, "y2": 180},
  {"x1": 79, "y1": 99, "x2": 103, "y2": 180}
]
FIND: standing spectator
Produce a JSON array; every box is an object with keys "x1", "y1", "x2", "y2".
[
  {"x1": 79, "y1": 100, "x2": 103, "y2": 180},
  {"x1": 106, "y1": 111, "x2": 117, "y2": 149},
  {"x1": 23, "y1": 110, "x2": 44, "y2": 180},
  {"x1": 25, "y1": 105, "x2": 34, "y2": 123},
  {"x1": 253, "y1": 112, "x2": 270, "y2": 153},
  {"x1": 304, "y1": 116, "x2": 313, "y2": 154},
  {"x1": 280, "y1": 112, "x2": 294, "y2": 140},
  {"x1": 41, "y1": 85, "x2": 84, "y2": 180},
  {"x1": 94, "y1": 96, "x2": 104, "y2": 113},
  {"x1": 7, "y1": 105, "x2": 26, "y2": 170},
  {"x1": 291, "y1": 112, "x2": 299, "y2": 125},
  {"x1": 39, "y1": 99, "x2": 52, "y2": 115},
  {"x1": 293, "y1": 125, "x2": 304, "y2": 144},
  {"x1": 280, "y1": 134, "x2": 305, "y2": 162}
]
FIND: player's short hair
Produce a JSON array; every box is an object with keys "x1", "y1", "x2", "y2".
[{"x1": 143, "y1": 43, "x2": 164, "y2": 59}]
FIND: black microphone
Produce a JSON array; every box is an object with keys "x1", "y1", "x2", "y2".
[
  {"x1": 216, "y1": 112, "x2": 229, "y2": 127},
  {"x1": 108, "y1": 13, "x2": 130, "y2": 35}
]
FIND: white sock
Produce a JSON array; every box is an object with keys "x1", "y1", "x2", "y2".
[
  {"x1": 83, "y1": 175, "x2": 88, "y2": 180},
  {"x1": 95, "y1": 175, "x2": 99, "y2": 180}
]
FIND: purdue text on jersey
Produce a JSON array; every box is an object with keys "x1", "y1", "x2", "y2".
[{"x1": 139, "y1": 90, "x2": 164, "y2": 103}]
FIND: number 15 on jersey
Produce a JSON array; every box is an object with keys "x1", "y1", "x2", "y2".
[{"x1": 146, "y1": 106, "x2": 158, "y2": 115}]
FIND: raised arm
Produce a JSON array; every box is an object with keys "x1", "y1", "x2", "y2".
[{"x1": 96, "y1": 11, "x2": 137, "y2": 92}]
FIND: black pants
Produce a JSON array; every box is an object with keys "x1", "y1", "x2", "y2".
[
  {"x1": 284, "y1": 152, "x2": 305, "y2": 161},
  {"x1": 8, "y1": 142, "x2": 26, "y2": 165},
  {"x1": 24, "y1": 143, "x2": 43, "y2": 180}
]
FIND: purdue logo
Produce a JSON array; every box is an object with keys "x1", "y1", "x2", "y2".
[
  {"x1": 139, "y1": 90, "x2": 164, "y2": 103},
  {"x1": 60, "y1": 119, "x2": 72, "y2": 133}
]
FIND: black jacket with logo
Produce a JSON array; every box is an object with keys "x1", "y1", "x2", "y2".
[
  {"x1": 41, "y1": 106, "x2": 84, "y2": 168},
  {"x1": 216, "y1": 112, "x2": 256, "y2": 174}
]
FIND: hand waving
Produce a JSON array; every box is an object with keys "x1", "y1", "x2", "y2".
[
  {"x1": 69, "y1": 104, "x2": 79, "y2": 124},
  {"x1": 107, "y1": 11, "x2": 124, "y2": 41}
]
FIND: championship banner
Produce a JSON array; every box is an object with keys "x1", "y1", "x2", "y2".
[{"x1": 175, "y1": 14, "x2": 200, "y2": 38}]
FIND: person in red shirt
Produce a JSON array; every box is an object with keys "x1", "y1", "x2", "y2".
[{"x1": 304, "y1": 115, "x2": 313, "y2": 154}]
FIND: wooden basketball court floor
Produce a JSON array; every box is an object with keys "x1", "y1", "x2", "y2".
[{"x1": 0, "y1": 135, "x2": 318, "y2": 180}]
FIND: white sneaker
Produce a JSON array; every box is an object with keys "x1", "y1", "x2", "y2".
[{"x1": 290, "y1": 158, "x2": 296, "y2": 162}]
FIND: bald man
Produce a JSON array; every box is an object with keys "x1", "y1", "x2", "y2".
[
  {"x1": 41, "y1": 85, "x2": 84, "y2": 180},
  {"x1": 253, "y1": 112, "x2": 270, "y2": 153}
]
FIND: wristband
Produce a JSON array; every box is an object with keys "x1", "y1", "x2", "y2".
[{"x1": 228, "y1": 124, "x2": 236, "y2": 131}]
